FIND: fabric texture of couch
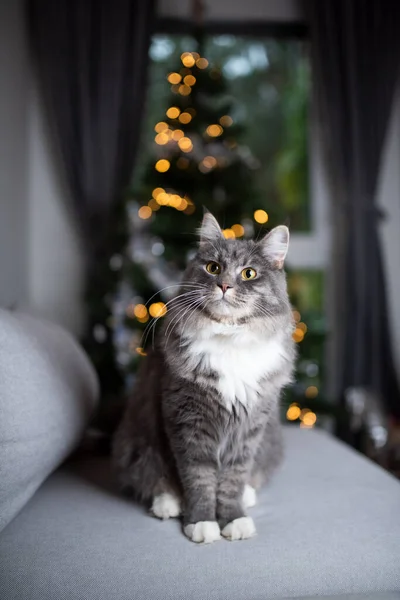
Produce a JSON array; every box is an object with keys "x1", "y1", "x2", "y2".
[
  {"x1": 0, "y1": 309, "x2": 99, "y2": 533},
  {"x1": 1, "y1": 427, "x2": 399, "y2": 600}
]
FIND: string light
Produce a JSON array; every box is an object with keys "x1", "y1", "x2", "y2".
[
  {"x1": 223, "y1": 229, "x2": 235, "y2": 239},
  {"x1": 301, "y1": 411, "x2": 317, "y2": 427},
  {"x1": 254, "y1": 209, "x2": 269, "y2": 224},
  {"x1": 286, "y1": 403, "x2": 301, "y2": 421},
  {"x1": 196, "y1": 57, "x2": 208, "y2": 69},
  {"x1": 177, "y1": 157, "x2": 189, "y2": 169},
  {"x1": 178, "y1": 84, "x2": 191, "y2": 96},
  {"x1": 167, "y1": 72, "x2": 182, "y2": 84},
  {"x1": 154, "y1": 132, "x2": 169, "y2": 145},
  {"x1": 181, "y1": 52, "x2": 196, "y2": 67},
  {"x1": 166, "y1": 107, "x2": 180, "y2": 119},
  {"x1": 154, "y1": 121, "x2": 168, "y2": 133},
  {"x1": 184, "y1": 75, "x2": 196, "y2": 86},
  {"x1": 292, "y1": 328, "x2": 305, "y2": 343},
  {"x1": 149, "y1": 302, "x2": 167, "y2": 318},
  {"x1": 138, "y1": 206, "x2": 152, "y2": 219},
  {"x1": 172, "y1": 129, "x2": 185, "y2": 140},
  {"x1": 155, "y1": 159, "x2": 170, "y2": 173},
  {"x1": 206, "y1": 124, "x2": 223, "y2": 137},
  {"x1": 178, "y1": 137, "x2": 193, "y2": 152},
  {"x1": 219, "y1": 115, "x2": 233, "y2": 127},
  {"x1": 191, "y1": 52, "x2": 200, "y2": 60},
  {"x1": 152, "y1": 187, "x2": 164, "y2": 199},
  {"x1": 178, "y1": 112, "x2": 192, "y2": 124},
  {"x1": 148, "y1": 198, "x2": 161, "y2": 211},
  {"x1": 231, "y1": 224, "x2": 245, "y2": 237},
  {"x1": 176, "y1": 198, "x2": 188, "y2": 211},
  {"x1": 156, "y1": 192, "x2": 169, "y2": 205},
  {"x1": 305, "y1": 386, "x2": 319, "y2": 399},
  {"x1": 298, "y1": 322, "x2": 308, "y2": 333},
  {"x1": 203, "y1": 156, "x2": 217, "y2": 168},
  {"x1": 133, "y1": 304, "x2": 147, "y2": 319}
]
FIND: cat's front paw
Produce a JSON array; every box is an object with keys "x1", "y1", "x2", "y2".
[
  {"x1": 221, "y1": 516, "x2": 256, "y2": 541},
  {"x1": 151, "y1": 493, "x2": 181, "y2": 519},
  {"x1": 184, "y1": 521, "x2": 221, "y2": 544}
]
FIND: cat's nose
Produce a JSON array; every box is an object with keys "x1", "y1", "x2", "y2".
[{"x1": 218, "y1": 283, "x2": 233, "y2": 294}]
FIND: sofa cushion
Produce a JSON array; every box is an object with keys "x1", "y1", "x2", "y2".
[
  {"x1": 0, "y1": 428, "x2": 399, "y2": 600},
  {"x1": 0, "y1": 309, "x2": 99, "y2": 533}
]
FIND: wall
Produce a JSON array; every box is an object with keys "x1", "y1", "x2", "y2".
[
  {"x1": 0, "y1": 0, "x2": 29, "y2": 309},
  {"x1": 28, "y1": 84, "x2": 85, "y2": 336}
]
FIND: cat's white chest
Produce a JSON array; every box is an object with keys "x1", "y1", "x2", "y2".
[{"x1": 186, "y1": 322, "x2": 286, "y2": 411}]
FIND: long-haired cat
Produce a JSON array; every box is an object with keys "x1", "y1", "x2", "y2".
[{"x1": 113, "y1": 212, "x2": 295, "y2": 543}]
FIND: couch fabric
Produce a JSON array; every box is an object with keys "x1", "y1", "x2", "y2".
[
  {"x1": 0, "y1": 309, "x2": 99, "y2": 533},
  {"x1": 0, "y1": 428, "x2": 399, "y2": 600}
]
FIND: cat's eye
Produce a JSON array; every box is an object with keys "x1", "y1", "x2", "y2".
[
  {"x1": 241, "y1": 267, "x2": 257, "y2": 280},
  {"x1": 206, "y1": 261, "x2": 221, "y2": 275}
]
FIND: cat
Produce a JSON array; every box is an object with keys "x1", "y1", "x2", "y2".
[{"x1": 112, "y1": 212, "x2": 296, "y2": 543}]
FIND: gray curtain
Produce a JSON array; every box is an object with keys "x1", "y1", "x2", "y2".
[
  {"x1": 28, "y1": 0, "x2": 155, "y2": 396},
  {"x1": 307, "y1": 0, "x2": 400, "y2": 419}
]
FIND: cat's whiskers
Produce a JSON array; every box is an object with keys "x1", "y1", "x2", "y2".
[
  {"x1": 165, "y1": 297, "x2": 207, "y2": 349},
  {"x1": 164, "y1": 295, "x2": 206, "y2": 342},
  {"x1": 140, "y1": 290, "x2": 205, "y2": 349}
]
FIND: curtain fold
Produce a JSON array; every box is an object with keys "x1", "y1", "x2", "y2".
[
  {"x1": 28, "y1": 0, "x2": 155, "y2": 397},
  {"x1": 307, "y1": 0, "x2": 400, "y2": 419}
]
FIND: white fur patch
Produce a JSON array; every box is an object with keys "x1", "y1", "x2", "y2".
[
  {"x1": 222, "y1": 516, "x2": 256, "y2": 541},
  {"x1": 151, "y1": 493, "x2": 181, "y2": 520},
  {"x1": 185, "y1": 323, "x2": 288, "y2": 411},
  {"x1": 184, "y1": 521, "x2": 221, "y2": 544},
  {"x1": 242, "y1": 484, "x2": 257, "y2": 509}
]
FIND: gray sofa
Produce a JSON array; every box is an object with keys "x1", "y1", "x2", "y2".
[{"x1": 0, "y1": 310, "x2": 399, "y2": 600}]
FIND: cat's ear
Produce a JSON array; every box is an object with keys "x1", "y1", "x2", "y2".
[
  {"x1": 198, "y1": 211, "x2": 223, "y2": 244},
  {"x1": 259, "y1": 225, "x2": 289, "y2": 269}
]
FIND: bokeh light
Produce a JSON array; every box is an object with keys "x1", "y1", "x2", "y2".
[
  {"x1": 305, "y1": 386, "x2": 319, "y2": 399},
  {"x1": 178, "y1": 137, "x2": 193, "y2": 152},
  {"x1": 155, "y1": 132, "x2": 169, "y2": 145},
  {"x1": 155, "y1": 159, "x2": 170, "y2": 173},
  {"x1": 286, "y1": 404, "x2": 301, "y2": 420},
  {"x1": 181, "y1": 52, "x2": 196, "y2": 67},
  {"x1": 178, "y1": 84, "x2": 191, "y2": 96},
  {"x1": 254, "y1": 209, "x2": 269, "y2": 224},
  {"x1": 219, "y1": 115, "x2": 233, "y2": 127},
  {"x1": 183, "y1": 75, "x2": 196, "y2": 86},
  {"x1": 166, "y1": 107, "x2": 180, "y2": 119},
  {"x1": 203, "y1": 156, "x2": 217, "y2": 168},
  {"x1": 138, "y1": 206, "x2": 152, "y2": 219},
  {"x1": 172, "y1": 129, "x2": 184, "y2": 140},
  {"x1": 231, "y1": 224, "x2": 245, "y2": 237},
  {"x1": 149, "y1": 302, "x2": 167, "y2": 318},
  {"x1": 206, "y1": 124, "x2": 223, "y2": 137},
  {"x1": 292, "y1": 328, "x2": 305, "y2": 343},
  {"x1": 154, "y1": 121, "x2": 168, "y2": 133},
  {"x1": 223, "y1": 229, "x2": 235, "y2": 239},
  {"x1": 152, "y1": 187, "x2": 164, "y2": 199},
  {"x1": 179, "y1": 112, "x2": 192, "y2": 124},
  {"x1": 167, "y1": 72, "x2": 182, "y2": 84},
  {"x1": 196, "y1": 57, "x2": 209, "y2": 69},
  {"x1": 133, "y1": 304, "x2": 147, "y2": 319}
]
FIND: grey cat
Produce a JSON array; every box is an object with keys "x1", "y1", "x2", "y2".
[{"x1": 113, "y1": 212, "x2": 295, "y2": 543}]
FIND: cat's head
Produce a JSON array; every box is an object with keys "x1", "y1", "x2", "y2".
[{"x1": 182, "y1": 212, "x2": 291, "y2": 323}]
